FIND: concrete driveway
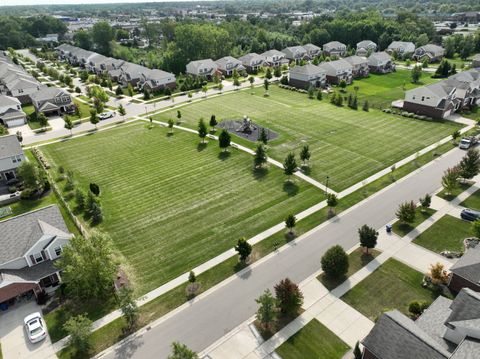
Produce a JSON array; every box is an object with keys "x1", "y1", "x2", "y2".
[{"x1": 0, "y1": 301, "x2": 56, "y2": 359}]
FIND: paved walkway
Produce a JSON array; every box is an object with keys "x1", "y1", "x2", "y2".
[{"x1": 200, "y1": 177, "x2": 479, "y2": 359}]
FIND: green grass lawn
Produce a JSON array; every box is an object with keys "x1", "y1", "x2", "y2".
[
  {"x1": 437, "y1": 181, "x2": 473, "y2": 201},
  {"x1": 413, "y1": 214, "x2": 471, "y2": 253},
  {"x1": 276, "y1": 319, "x2": 350, "y2": 359},
  {"x1": 318, "y1": 248, "x2": 381, "y2": 290},
  {"x1": 341, "y1": 259, "x2": 442, "y2": 321},
  {"x1": 154, "y1": 85, "x2": 460, "y2": 191},
  {"x1": 65, "y1": 99, "x2": 92, "y2": 122},
  {"x1": 460, "y1": 188, "x2": 480, "y2": 210},
  {"x1": 346, "y1": 69, "x2": 440, "y2": 109},
  {"x1": 41, "y1": 123, "x2": 322, "y2": 294},
  {"x1": 392, "y1": 207, "x2": 436, "y2": 237}
]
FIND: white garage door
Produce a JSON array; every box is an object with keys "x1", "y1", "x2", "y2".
[{"x1": 6, "y1": 118, "x2": 26, "y2": 127}]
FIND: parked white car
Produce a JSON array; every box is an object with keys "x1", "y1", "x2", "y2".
[
  {"x1": 98, "y1": 111, "x2": 116, "y2": 120},
  {"x1": 24, "y1": 312, "x2": 47, "y2": 343}
]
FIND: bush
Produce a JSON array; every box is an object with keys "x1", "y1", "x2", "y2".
[
  {"x1": 8, "y1": 186, "x2": 16, "y2": 193},
  {"x1": 408, "y1": 300, "x2": 429, "y2": 316},
  {"x1": 36, "y1": 290, "x2": 49, "y2": 305},
  {"x1": 321, "y1": 245, "x2": 349, "y2": 279},
  {"x1": 21, "y1": 188, "x2": 36, "y2": 199}
]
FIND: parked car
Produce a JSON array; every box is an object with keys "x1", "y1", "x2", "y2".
[
  {"x1": 460, "y1": 208, "x2": 480, "y2": 221},
  {"x1": 24, "y1": 312, "x2": 47, "y2": 343},
  {"x1": 98, "y1": 111, "x2": 116, "y2": 120},
  {"x1": 459, "y1": 136, "x2": 478, "y2": 150}
]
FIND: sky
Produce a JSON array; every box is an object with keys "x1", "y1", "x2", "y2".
[{"x1": 1, "y1": 0, "x2": 195, "y2": 6}]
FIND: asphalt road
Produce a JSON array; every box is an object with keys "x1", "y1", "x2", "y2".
[{"x1": 101, "y1": 147, "x2": 466, "y2": 359}]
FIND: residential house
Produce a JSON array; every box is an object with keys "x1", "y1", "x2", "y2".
[
  {"x1": 413, "y1": 44, "x2": 445, "y2": 63},
  {"x1": 56, "y1": 43, "x2": 76, "y2": 61},
  {"x1": 100, "y1": 58, "x2": 125, "y2": 76},
  {"x1": 30, "y1": 87, "x2": 73, "y2": 116},
  {"x1": 140, "y1": 69, "x2": 177, "y2": 92},
  {"x1": 0, "y1": 205, "x2": 72, "y2": 305},
  {"x1": 238, "y1": 53, "x2": 265, "y2": 73},
  {"x1": 403, "y1": 81, "x2": 458, "y2": 119},
  {"x1": 356, "y1": 40, "x2": 377, "y2": 57},
  {"x1": 261, "y1": 49, "x2": 288, "y2": 67},
  {"x1": 444, "y1": 70, "x2": 480, "y2": 109},
  {"x1": 387, "y1": 41, "x2": 416, "y2": 58},
  {"x1": 344, "y1": 55, "x2": 370, "y2": 78},
  {"x1": 118, "y1": 62, "x2": 146, "y2": 88},
  {"x1": 368, "y1": 52, "x2": 396, "y2": 74},
  {"x1": 288, "y1": 64, "x2": 326, "y2": 89},
  {"x1": 68, "y1": 47, "x2": 96, "y2": 67},
  {"x1": 186, "y1": 59, "x2": 218, "y2": 79},
  {"x1": 302, "y1": 43, "x2": 322, "y2": 59},
  {"x1": 322, "y1": 41, "x2": 347, "y2": 57},
  {"x1": 318, "y1": 59, "x2": 353, "y2": 85},
  {"x1": 282, "y1": 46, "x2": 309, "y2": 63},
  {"x1": 0, "y1": 134, "x2": 25, "y2": 183},
  {"x1": 85, "y1": 53, "x2": 109, "y2": 74},
  {"x1": 0, "y1": 60, "x2": 42, "y2": 104},
  {"x1": 215, "y1": 56, "x2": 246, "y2": 77},
  {"x1": 361, "y1": 288, "x2": 480, "y2": 359},
  {"x1": 449, "y1": 244, "x2": 480, "y2": 293},
  {"x1": 0, "y1": 95, "x2": 26, "y2": 128},
  {"x1": 473, "y1": 54, "x2": 480, "y2": 68}
]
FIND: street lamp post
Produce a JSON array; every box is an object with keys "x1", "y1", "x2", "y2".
[{"x1": 325, "y1": 176, "x2": 330, "y2": 196}]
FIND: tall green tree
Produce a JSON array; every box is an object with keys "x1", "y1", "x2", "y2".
[
  {"x1": 358, "y1": 225, "x2": 379, "y2": 254},
  {"x1": 168, "y1": 342, "x2": 198, "y2": 359},
  {"x1": 64, "y1": 117, "x2": 74, "y2": 135},
  {"x1": 321, "y1": 245, "x2": 349, "y2": 279},
  {"x1": 459, "y1": 149, "x2": 480, "y2": 181},
  {"x1": 411, "y1": 66, "x2": 422, "y2": 84},
  {"x1": 118, "y1": 286, "x2": 139, "y2": 332},
  {"x1": 63, "y1": 315, "x2": 92, "y2": 354},
  {"x1": 92, "y1": 21, "x2": 115, "y2": 55},
  {"x1": 256, "y1": 289, "x2": 277, "y2": 331},
  {"x1": 235, "y1": 237, "x2": 252, "y2": 262},
  {"x1": 285, "y1": 214, "x2": 297, "y2": 235},
  {"x1": 218, "y1": 129, "x2": 231, "y2": 152},
  {"x1": 300, "y1": 144, "x2": 310, "y2": 166},
  {"x1": 283, "y1": 153, "x2": 297, "y2": 180},
  {"x1": 57, "y1": 231, "x2": 117, "y2": 300},
  {"x1": 274, "y1": 278, "x2": 303, "y2": 317},
  {"x1": 254, "y1": 143, "x2": 267, "y2": 168},
  {"x1": 198, "y1": 118, "x2": 207, "y2": 143},
  {"x1": 442, "y1": 166, "x2": 460, "y2": 195},
  {"x1": 18, "y1": 161, "x2": 41, "y2": 191},
  {"x1": 396, "y1": 201, "x2": 417, "y2": 224}
]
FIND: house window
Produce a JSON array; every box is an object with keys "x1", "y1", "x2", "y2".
[
  {"x1": 54, "y1": 247, "x2": 62, "y2": 256},
  {"x1": 421, "y1": 96, "x2": 425, "y2": 101},
  {"x1": 34, "y1": 253, "x2": 44, "y2": 264},
  {"x1": 12, "y1": 157, "x2": 17, "y2": 163}
]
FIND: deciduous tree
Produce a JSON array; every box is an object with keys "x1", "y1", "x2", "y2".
[
  {"x1": 168, "y1": 342, "x2": 198, "y2": 359},
  {"x1": 63, "y1": 315, "x2": 92, "y2": 354},
  {"x1": 118, "y1": 286, "x2": 139, "y2": 332},
  {"x1": 300, "y1": 144, "x2": 310, "y2": 166},
  {"x1": 358, "y1": 225, "x2": 379, "y2": 254},
  {"x1": 254, "y1": 143, "x2": 267, "y2": 168},
  {"x1": 321, "y1": 245, "x2": 349, "y2": 279},
  {"x1": 218, "y1": 129, "x2": 231, "y2": 152},
  {"x1": 198, "y1": 118, "x2": 207, "y2": 143},
  {"x1": 285, "y1": 214, "x2": 296, "y2": 235},
  {"x1": 442, "y1": 166, "x2": 460, "y2": 195},
  {"x1": 459, "y1": 149, "x2": 480, "y2": 181},
  {"x1": 396, "y1": 201, "x2": 416, "y2": 224},
  {"x1": 283, "y1": 153, "x2": 297, "y2": 180},
  {"x1": 274, "y1": 278, "x2": 303, "y2": 317},
  {"x1": 235, "y1": 237, "x2": 252, "y2": 262},
  {"x1": 256, "y1": 289, "x2": 277, "y2": 331}
]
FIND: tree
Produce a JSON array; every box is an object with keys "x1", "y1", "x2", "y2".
[
  {"x1": 63, "y1": 315, "x2": 92, "y2": 354},
  {"x1": 362, "y1": 100, "x2": 369, "y2": 112},
  {"x1": 89, "y1": 182, "x2": 100, "y2": 196},
  {"x1": 176, "y1": 110, "x2": 182, "y2": 124},
  {"x1": 73, "y1": 29, "x2": 92, "y2": 50},
  {"x1": 92, "y1": 21, "x2": 115, "y2": 55},
  {"x1": 339, "y1": 79, "x2": 347, "y2": 92},
  {"x1": 472, "y1": 219, "x2": 480, "y2": 238},
  {"x1": 265, "y1": 68, "x2": 272, "y2": 80},
  {"x1": 168, "y1": 342, "x2": 198, "y2": 359},
  {"x1": 442, "y1": 166, "x2": 460, "y2": 195},
  {"x1": 235, "y1": 237, "x2": 252, "y2": 262},
  {"x1": 283, "y1": 153, "x2": 297, "y2": 181},
  {"x1": 274, "y1": 278, "x2": 303, "y2": 317},
  {"x1": 209, "y1": 115, "x2": 217, "y2": 130},
  {"x1": 316, "y1": 90, "x2": 322, "y2": 101},
  {"x1": 143, "y1": 88, "x2": 151, "y2": 100},
  {"x1": 249, "y1": 76, "x2": 255, "y2": 87},
  {"x1": 75, "y1": 189, "x2": 85, "y2": 210},
  {"x1": 308, "y1": 86, "x2": 315, "y2": 99},
  {"x1": 459, "y1": 149, "x2": 480, "y2": 181},
  {"x1": 259, "y1": 127, "x2": 268, "y2": 145},
  {"x1": 18, "y1": 161, "x2": 41, "y2": 191},
  {"x1": 218, "y1": 82, "x2": 224, "y2": 93},
  {"x1": 396, "y1": 201, "x2": 416, "y2": 224},
  {"x1": 256, "y1": 289, "x2": 276, "y2": 331},
  {"x1": 90, "y1": 109, "x2": 99, "y2": 129},
  {"x1": 197, "y1": 118, "x2": 207, "y2": 143},
  {"x1": 300, "y1": 144, "x2": 310, "y2": 166},
  {"x1": 115, "y1": 86, "x2": 123, "y2": 96},
  {"x1": 452, "y1": 130, "x2": 460, "y2": 143},
  {"x1": 274, "y1": 66, "x2": 282, "y2": 78},
  {"x1": 202, "y1": 85, "x2": 208, "y2": 97},
  {"x1": 218, "y1": 129, "x2": 231, "y2": 152},
  {"x1": 38, "y1": 113, "x2": 48, "y2": 129},
  {"x1": 127, "y1": 83, "x2": 134, "y2": 97},
  {"x1": 358, "y1": 225, "x2": 379, "y2": 254},
  {"x1": 321, "y1": 245, "x2": 349, "y2": 279},
  {"x1": 285, "y1": 214, "x2": 296, "y2": 235},
  {"x1": 118, "y1": 103, "x2": 126, "y2": 121},
  {"x1": 188, "y1": 271, "x2": 196, "y2": 283},
  {"x1": 326, "y1": 193, "x2": 338, "y2": 217},
  {"x1": 264, "y1": 78, "x2": 269, "y2": 92},
  {"x1": 166, "y1": 118, "x2": 174, "y2": 134},
  {"x1": 64, "y1": 117, "x2": 74, "y2": 135},
  {"x1": 419, "y1": 194, "x2": 431, "y2": 212},
  {"x1": 16, "y1": 130, "x2": 22, "y2": 144},
  {"x1": 254, "y1": 143, "x2": 267, "y2": 168},
  {"x1": 428, "y1": 262, "x2": 449, "y2": 285},
  {"x1": 118, "y1": 286, "x2": 139, "y2": 332},
  {"x1": 411, "y1": 66, "x2": 422, "y2": 84},
  {"x1": 57, "y1": 231, "x2": 117, "y2": 300},
  {"x1": 233, "y1": 77, "x2": 240, "y2": 89}
]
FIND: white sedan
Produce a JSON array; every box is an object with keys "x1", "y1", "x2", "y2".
[
  {"x1": 98, "y1": 111, "x2": 116, "y2": 120},
  {"x1": 24, "y1": 312, "x2": 47, "y2": 343}
]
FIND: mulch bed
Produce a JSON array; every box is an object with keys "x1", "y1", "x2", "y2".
[{"x1": 218, "y1": 119, "x2": 278, "y2": 142}]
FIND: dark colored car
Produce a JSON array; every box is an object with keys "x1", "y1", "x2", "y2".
[{"x1": 460, "y1": 209, "x2": 480, "y2": 221}]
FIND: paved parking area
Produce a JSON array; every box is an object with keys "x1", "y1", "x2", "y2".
[{"x1": 0, "y1": 301, "x2": 56, "y2": 359}]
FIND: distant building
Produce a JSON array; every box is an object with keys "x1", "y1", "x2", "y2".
[
  {"x1": 387, "y1": 41, "x2": 416, "y2": 58},
  {"x1": 282, "y1": 46, "x2": 309, "y2": 64},
  {"x1": 344, "y1": 55, "x2": 369, "y2": 78},
  {"x1": 215, "y1": 56, "x2": 246, "y2": 77},
  {"x1": 261, "y1": 50, "x2": 288, "y2": 67},
  {"x1": 288, "y1": 64, "x2": 326, "y2": 89},
  {"x1": 322, "y1": 41, "x2": 347, "y2": 57},
  {"x1": 238, "y1": 53, "x2": 265, "y2": 73},
  {"x1": 186, "y1": 59, "x2": 218, "y2": 79},
  {"x1": 368, "y1": 52, "x2": 395, "y2": 74},
  {"x1": 413, "y1": 44, "x2": 445, "y2": 63},
  {"x1": 36, "y1": 34, "x2": 59, "y2": 43},
  {"x1": 356, "y1": 40, "x2": 377, "y2": 57},
  {"x1": 318, "y1": 59, "x2": 353, "y2": 85}
]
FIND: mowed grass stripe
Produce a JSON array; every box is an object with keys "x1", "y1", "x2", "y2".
[
  {"x1": 155, "y1": 85, "x2": 460, "y2": 191},
  {"x1": 43, "y1": 123, "x2": 322, "y2": 294}
]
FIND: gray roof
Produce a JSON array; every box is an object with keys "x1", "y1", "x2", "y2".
[
  {"x1": 289, "y1": 64, "x2": 325, "y2": 76},
  {"x1": 0, "y1": 134, "x2": 23, "y2": 160},
  {"x1": 238, "y1": 53, "x2": 264, "y2": 64},
  {"x1": 0, "y1": 95, "x2": 20, "y2": 107},
  {"x1": 0, "y1": 108, "x2": 26, "y2": 120},
  {"x1": 323, "y1": 41, "x2": 346, "y2": 50},
  {"x1": 388, "y1": 41, "x2": 416, "y2": 52},
  {"x1": 406, "y1": 81, "x2": 456, "y2": 99},
  {"x1": 30, "y1": 87, "x2": 70, "y2": 102},
  {"x1": 302, "y1": 43, "x2": 321, "y2": 52},
  {"x1": 261, "y1": 49, "x2": 285, "y2": 57},
  {"x1": 362, "y1": 310, "x2": 451, "y2": 359},
  {"x1": 446, "y1": 288, "x2": 480, "y2": 323},
  {"x1": 187, "y1": 58, "x2": 216, "y2": 72},
  {"x1": 345, "y1": 55, "x2": 368, "y2": 66},
  {"x1": 450, "y1": 246, "x2": 480, "y2": 285},
  {"x1": 1, "y1": 259, "x2": 59, "y2": 284},
  {"x1": 357, "y1": 40, "x2": 376, "y2": 49},
  {"x1": 215, "y1": 56, "x2": 244, "y2": 70},
  {"x1": 450, "y1": 338, "x2": 480, "y2": 359},
  {"x1": 0, "y1": 205, "x2": 70, "y2": 264},
  {"x1": 368, "y1": 51, "x2": 392, "y2": 65},
  {"x1": 318, "y1": 59, "x2": 352, "y2": 73},
  {"x1": 419, "y1": 44, "x2": 445, "y2": 56}
]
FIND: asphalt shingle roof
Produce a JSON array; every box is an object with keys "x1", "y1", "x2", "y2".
[
  {"x1": 450, "y1": 246, "x2": 480, "y2": 285},
  {"x1": 0, "y1": 134, "x2": 22, "y2": 160}
]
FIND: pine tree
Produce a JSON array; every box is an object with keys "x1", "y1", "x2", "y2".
[
  {"x1": 254, "y1": 143, "x2": 267, "y2": 168},
  {"x1": 362, "y1": 100, "x2": 369, "y2": 111},
  {"x1": 283, "y1": 153, "x2": 297, "y2": 180},
  {"x1": 198, "y1": 118, "x2": 207, "y2": 143},
  {"x1": 259, "y1": 127, "x2": 268, "y2": 145},
  {"x1": 300, "y1": 144, "x2": 310, "y2": 166},
  {"x1": 218, "y1": 129, "x2": 231, "y2": 152}
]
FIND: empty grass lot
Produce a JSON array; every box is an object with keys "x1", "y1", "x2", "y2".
[
  {"x1": 154, "y1": 85, "x2": 460, "y2": 191},
  {"x1": 413, "y1": 214, "x2": 472, "y2": 253},
  {"x1": 275, "y1": 319, "x2": 350, "y2": 359},
  {"x1": 347, "y1": 69, "x2": 440, "y2": 109},
  {"x1": 42, "y1": 123, "x2": 322, "y2": 294},
  {"x1": 341, "y1": 259, "x2": 441, "y2": 321}
]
